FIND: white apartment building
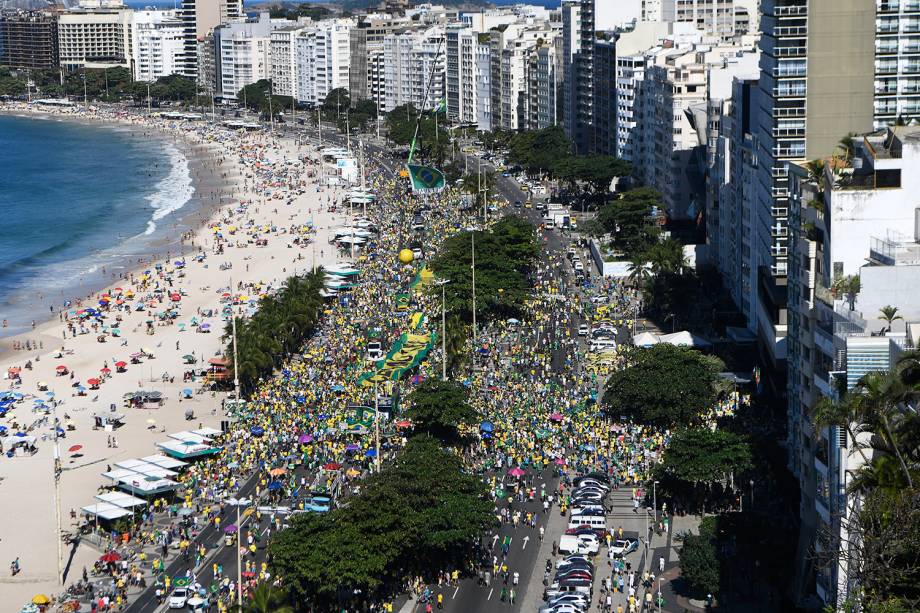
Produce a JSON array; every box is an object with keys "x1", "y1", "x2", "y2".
[
  {"x1": 295, "y1": 19, "x2": 353, "y2": 107},
  {"x1": 445, "y1": 25, "x2": 481, "y2": 125},
  {"x1": 216, "y1": 13, "x2": 275, "y2": 99},
  {"x1": 523, "y1": 36, "x2": 563, "y2": 130},
  {"x1": 270, "y1": 25, "x2": 309, "y2": 99},
  {"x1": 382, "y1": 26, "x2": 445, "y2": 112},
  {"x1": 132, "y1": 10, "x2": 184, "y2": 81},
  {"x1": 785, "y1": 127, "x2": 920, "y2": 607},
  {"x1": 632, "y1": 41, "x2": 748, "y2": 219},
  {"x1": 641, "y1": 0, "x2": 748, "y2": 41},
  {"x1": 58, "y1": 8, "x2": 134, "y2": 70}
]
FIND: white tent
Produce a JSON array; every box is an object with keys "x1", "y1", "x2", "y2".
[
  {"x1": 632, "y1": 332, "x2": 661, "y2": 347},
  {"x1": 659, "y1": 331, "x2": 712, "y2": 348}
]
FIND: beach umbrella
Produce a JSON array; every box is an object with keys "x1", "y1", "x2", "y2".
[
  {"x1": 250, "y1": 426, "x2": 264, "y2": 436},
  {"x1": 297, "y1": 434, "x2": 313, "y2": 444},
  {"x1": 267, "y1": 481, "x2": 282, "y2": 491},
  {"x1": 56, "y1": 365, "x2": 68, "y2": 373},
  {"x1": 115, "y1": 361, "x2": 127, "y2": 369},
  {"x1": 68, "y1": 444, "x2": 82, "y2": 453},
  {"x1": 223, "y1": 524, "x2": 238, "y2": 534},
  {"x1": 395, "y1": 420, "x2": 411, "y2": 429},
  {"x1": 365, "y1": 449, "x2": 377, "y2": 457},
  {"x1": 554, "y1": 458, "x2": 567, "y2": 465},
  {"x1": 581, "y1": 444, "x2": 596, "y2": 452},
  {"x1": 549, "y1": 413, "x2": 564, "y2": 422},
  {"x1": 100, "y1": 367, "x2": 111, "y2": 374},
  {"x1": 99, "y1": 551, "x2": 121, "y2": 563},
  {"x1": 479, "y1": 421, "x2": 494, "y2": 432},
  {"x1": 269, "y1": 468, "x2": 286, "y2": 476},
  {"x1": 322, "y1": 462, "x2": 342, "y2": 471},
  {"x1": 182, "y1": 389, "x2": 193, "y2": 399},
  {"x1": 31, "y1": 595, "x2": 50, "y2": 606},
  {"x1": 507, "y1": 467, "x2": 526, "y2": 478},
  {"x1": 87, "y1": 378, "x2": 101, "y2": 387}
]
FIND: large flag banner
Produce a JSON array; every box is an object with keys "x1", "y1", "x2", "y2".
[{"x1": 407, "y1": 164, "x2": 446, "y2": 193}]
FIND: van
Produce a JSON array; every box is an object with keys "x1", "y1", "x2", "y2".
[
  {"x1": 568, "y1": 516, "x2": 607, "y2": 536},
  {"x1": 543, "y1": 217, "x2": 555, "y2": 229},
  {"x1": 558, "y1": 534, "x2": 599, "y2": 555}
]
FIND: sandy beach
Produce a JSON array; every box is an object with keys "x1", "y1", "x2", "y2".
[{"x1": 0, "y1": 104, "x2": 348, "y2": 606}]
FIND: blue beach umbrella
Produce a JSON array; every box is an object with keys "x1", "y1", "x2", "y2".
[
  {"x1": 251, "y1": 426, "x2": 264, "y2": 436},
  {"x1": 365, "y1": 449, "x2": 377, "y2": 457},
  {"x1": 267, "y1": 481, "x2": 282, "y2": 491}
]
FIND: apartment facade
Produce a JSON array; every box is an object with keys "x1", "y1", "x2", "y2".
[
  {"x1": 295, "y1": 19, "x2": 352, "y2": 107},
  {"x1": 0, "y1": 10, "x2": 59, "y2": 71},
  {"x1": 445, "y1": 25, "x2": 480, "y2": 125},
  {"x1": 561, "y1": 0, "x2": 595, "y2": 153},
  {"x1": 383, "y1": 26, "x2": 445, "y2": 112},
  {"x1": 523, "y1": 37, "x2": 563, "y2": 130},
  {"x1": 177, "y1": 0, "x2": 242, "y2": 80},
  {"x1": 785, "y1": 127, "x2": 920, "y2": 607},
  {"x1": 58, "y1": 8, "x2": 134, "y2": 70},
  {"x1": 874, "y1": 0, "x2": 920, "y2": 127},
  {"x1": 270, "y1": 25, "x2": 308, "y2": 99},
  {"x1": 749, "y1": 0, "x2": 874, "y2": 378},
  {"x1": 215, "y1": 14, "x2": 275, "y2": 99},
  {"x1": 132, "y1": 10, "x2": 184, "y2": 81}
]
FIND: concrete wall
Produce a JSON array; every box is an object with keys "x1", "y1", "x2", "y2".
[
  {"x1": 805, "y1": 0, "x2": 874, "y2": 159},
  {"x1": 857, "y1": 264, "x2": 920, "y2": 321}
]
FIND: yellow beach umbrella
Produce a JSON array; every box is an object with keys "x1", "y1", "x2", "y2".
[{"x1": 32, "y1": 595, "x2": 51, "y2": 605}]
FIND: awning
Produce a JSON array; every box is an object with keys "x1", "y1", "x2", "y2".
[
  {"x1": 95, "y1": 492, "x2": 148, "y2": 509},
  {"x1": 81, "y1": 503, "x2": 131, "y2": 520},
  {"x1": 139, "y1": 454, "x2": 188, "y2": 470}
]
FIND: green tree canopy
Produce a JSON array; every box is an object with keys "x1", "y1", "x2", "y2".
[
  {"x1": 429, "y1": 215, "x2": 538, "y2": 324},
  {"x1": 322, "y1": 87, "x2": 351, "y2": 115},
  {"x1": 680, "y1": 516, "x2": 721, "y2": 597},
  {"x1": 507, "y1": 125, "x2": 571, "y2": 175},
  {"x1": 405, "y1": 379, "x2": 477, "y2": 442},
  {"x1": 270, "y1": 436, "x2": 492, "y2": 608},
  {"x1": 595, "y1": 187, "x2": 663, "y2": 258},
  {"x1": 602, "y1": 344, "x2": 722, "y2": 428},
  {"x1": 659, "y1": 428, "x2": 753, "y2": 484}
]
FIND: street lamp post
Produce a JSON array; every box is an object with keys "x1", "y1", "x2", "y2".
[
  {"x1": 228, "y1": 497, "x2": 251, "y2": 607},
  {"x1": 749, "y1": 479, "x2": 754, "y2": 511},
  {"x1": 653, "y1": 480, "x2": 659, "y2": 523},
  {"x1": 374, "y1": 382, "x2": 381, "y2": 472},
  {"x1": 435, "y1": 279, "x2": 450, "y2": 379}
]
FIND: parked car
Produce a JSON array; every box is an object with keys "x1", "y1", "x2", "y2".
[
  {"x1": 610, "y1": 538, "x2": 640, "y2": 558},
  {"x1": 168, "y1": 588, "x2": 189, "y2": 609}
]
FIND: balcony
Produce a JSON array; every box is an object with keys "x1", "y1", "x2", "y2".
[
  {"x1": 775, "y1": 46, "x2": 807, "y2": 58},
  {"x1": 773, "y1": 126, "x2": 806, "y2": 137},
  {"x1": 878, "y1": 43, "x2": 900, "y2": 54},
  {"x1": 774, "y1": 4, "x2": 807, "y2": 16},
  {"x1": 879, "y1": 1, "x2": 901, "y2": 11}
]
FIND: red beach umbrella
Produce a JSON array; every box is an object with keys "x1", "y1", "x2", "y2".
[
  {"x1": 87, "y1": 378, "x2": 101, "y2": 387},
  {"x1": 322, "y1": 462, "x2": 342, "y2": 471},
  {"x1": 68, "y1": 444, "x2": 82, "y2": 453},
  {"x1": 100, "y1": 367, "x2": 111, "y2": 374},
  {"x1": 99, "y1": 551, "x2": 121, "y2": 563},
  {"x1": 56, "y1": 365, "x2": 68, "y2": 373}
]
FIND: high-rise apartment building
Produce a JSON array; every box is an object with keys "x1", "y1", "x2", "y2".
[
  {"x1": 446, "y1": 25, "x2": 481, "y2": 125},
  {"x1": 642, "y1": 0, "x2": 748, "y2": 41},
  {"x1": 562, "y1": 0, "x2": 595, "y2": 153},
  {"x1": 132, "y1": 10, "x2": 184, "y2": 81},
  {"x1": 523, "y1": 36, "x2": 563, "y2": 131},
  {"x1": 349, "y1": 16, "x2": 404, "y2": 106},
  {"x1": 383, "y1": 26, "x2": 445, "y2": 112},
  {"x1": 215, "y1": 13, "x2": 275, "y2": 99},
  {"x1": 749, "y1": 0, "x2": 874, "y2": 378},
  {"x1": 295, "y1": 19, "x2": 352, "y2": 107},
  {"x1": 874, "y1": 0, "x2": 920, "y2": 127},
  {"x1": 0, "y1": 10, "x2": 59, "y2": 71},
  {"x1": 593, "y1": 38, "x2": 617, "y2": 156},
  {"x1": 177, "y1": 0, "x2": 242, "y2": 80},
  {"x1": 785, "y1": 127, "x2": 920, "y2": 607},
  {"x1": 58, "y1": 7, "x2": 134, "y2": 70},
  {"x1": 270, "y1": 25, "x2": 309, "y2": 99}
]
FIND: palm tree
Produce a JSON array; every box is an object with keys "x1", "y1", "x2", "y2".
[
  {"x1": 627, "y1": 257, "x2": 651, "y2": 289},
  {"x1": 832, "y1": 275, "x2": 861, "y2": 310},
  {"x1": 805, "y1": 159, "x2": 826, "y2": 186},
  {"x1": 852, "y1": 372, "x2": 914, "y2": 489},
  {"x1": 811, "y1": 394, "x2": 872, "y2": 468},
  {"x1": 243, "y1": 584, "x2": 293, "y2": 613},
  {"x1": 878, "y1": 305, "x2": 902, "y2": 333},
  {"x1": 837, "y1": 133, "x2": 857, "y2": 165}
]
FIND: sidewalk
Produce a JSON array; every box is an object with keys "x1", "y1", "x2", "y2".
[{"x1": 519, "y1": 498, "x2": 566, "y2": 611}]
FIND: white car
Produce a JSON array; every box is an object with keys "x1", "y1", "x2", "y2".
[
  {"x1": 367, "y1": 341, "x2": 384, "y2": 361},
  {"x1": 168, "y1": 588, "x2": 189, "y2": 609},
  {"x1": 577, "y1": 324, "x2": 589, "y2": 337}
]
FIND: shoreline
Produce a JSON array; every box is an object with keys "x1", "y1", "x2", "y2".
[
  {"x1": 0, "y1": 102, "x2": 350, "y2": 606},
  {"x1": 0, "y1": 106, "x2": 238, "y2": 355}
]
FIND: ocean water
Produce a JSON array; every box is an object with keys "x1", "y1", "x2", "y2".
[{"x1": 0, "y1": 115, "x2": 194, "y2": 337}]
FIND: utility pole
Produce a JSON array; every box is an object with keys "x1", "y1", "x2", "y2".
[
  {"x1": 268, "y1": 80, "x2": 274, "y2": 132},
  {"x1": 230, "y1": 276, "x2": 240, "y2": 408},
  {"x1": 51, "y1": 399, "x2": 63, "y2": 586},
  {"x1": 146, "y1": 81, "x2": 152, "y2": 116},
  {"x1": 374, "y1": 382, "x2": 381, "y2": 472},
  {"x1": 436, "y1": 279, "x2": 450, "y2": 379}
]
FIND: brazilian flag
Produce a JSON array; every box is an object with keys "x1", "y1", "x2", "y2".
[{"x1": 407, "y1": 164, "x2": 446, "y2": 194}]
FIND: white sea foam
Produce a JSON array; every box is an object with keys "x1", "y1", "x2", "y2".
[{"x1": 144, "y1": 143, "x2": 194, "y2": 235}]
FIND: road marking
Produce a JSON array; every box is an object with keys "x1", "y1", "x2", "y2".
[
  {"x1": 487, "y1": 588, "x2": 493, "y2": 601},
  {"x1": 522, "y1": 536, "x2": 530, "y2": 550},
  {"x1": 452, "y1": 586, "x2": 459, "y2": 599}
]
